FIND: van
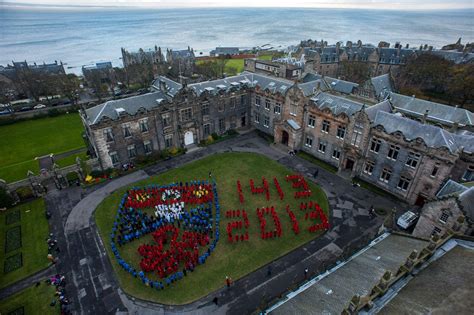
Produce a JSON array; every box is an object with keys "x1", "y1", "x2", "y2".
[{"x1": 397, "y1": 211, "x2": 419, "y2": 230}]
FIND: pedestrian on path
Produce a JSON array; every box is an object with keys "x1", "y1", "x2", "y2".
[
  {"x1": 226, "y1": 275, "x2": 231, "y2": 288},
  {"x1": 209, "y1": 171, "x2": 212, "y2": 178},
  {"x1": 304, "y1": 268, "x2": 308, "y2": 279},
  {"x1": 314, "y1": 169, "x2": 319, "y2": 178},
  {"x1": 267, "y1": 265, "x2": 272, "y2": 277},
  {"x1": 213, "y1": 297, "x2": 219, "y2": 305}
]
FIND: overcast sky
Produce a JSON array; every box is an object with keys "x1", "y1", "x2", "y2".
[{"x1": 3, "y1": 0, "x2": 474, "y2": 10}]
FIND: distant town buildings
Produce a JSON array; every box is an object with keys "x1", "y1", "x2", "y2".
[
  {"x1": 82, "y1": 61, "x2": 115, "y2": 85},
  {"x1": 210, "y1": 47, "x2": 240, "y2": 57},
  {"x1": 0, "y1": 60, "x2": 65, "y2": 79},
  {"x1": 297, "y1": 39, "x2": 474, "y2": 77}
]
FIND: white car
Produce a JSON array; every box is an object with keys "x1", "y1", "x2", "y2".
[
  {"x1": 33, "y1": 104, "x2": 46, "y2": 109},
  {"x1": 397, "y1": 211, "x2": 419, "y2": 230}
]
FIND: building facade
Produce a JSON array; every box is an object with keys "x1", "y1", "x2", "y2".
[{"x1": 81, "y1": 71, "x2": 474, "y2": 206}]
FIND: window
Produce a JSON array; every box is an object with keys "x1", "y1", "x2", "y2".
[
  {"x1": 165, "y1": 134, "x2": 173, "y2": 148},
  {"x1": 308, "y1": 115, "x2": 316, "y2": 128},
  {"x1": 201, "y1": 103, "x2": 210, "y2": 116},
  {"x1": 255, "y1": 112, "x2": 260, "y2": 123},
  {"x1": 431, "y1": 164, "x2": 439, "y2": 177},
  {"x1": 364, "y1": 161, "x2": 375, "y2": 175},
  {"x1": 431, "y1": 226, "x2": 442, "y2": 236},
  {"x1": 109, "y1": 151, "x2": 119, "y2": 165},
  {"x1": 318, "y1": 141, "x2": 326, "y2": 153},
  {"x1": 230, "y1": 97, "x2": 236, "y2": 109},
  {"x1": 332, "y1": 148, "x2": 341, "y2": 160},
  {"x1": 370, "y1": 138, "x2": 382, "y2": 153},
  {"x1": 387, "y1": 145, "x2": 400, "y2": 160},
  {"x1": 439, "y1": 210, "x2": 450, "y2": 224},
  {"x1": 162, "y1": 113, "x2": 171, "y2": 127},
  {"x1": 240, "y1": 94, "x2": 246, "y2": 106},
  {"x1": 321, "y1": 120, "x2": 330, "y2": 133},
  {"x1": 143, "y1": 140, "x2": 152, "y2": 155},
  {"x1": 104, "y1": 128, "x2": 114, "y2": 142},
  {"x1": 290, "y1": 103, "x2": 297, "y2": 116},
  {"x1": 305, "y1": 136, "x2": 313, "y2": 147},
  {"x1": 264, "y1": 116, "x2": 269, "y2": 128},
  {"x1": 218, "y1": 102, "x2": 224, "y2": 112},
  {"x1": 265, "y1": 99, "x2": 270, "y2": 111},
  {"x1": 397, "y1": 176, "x2": 411, "y2": 191},
  {"x1": 380, "y1": 168, "x2": 392, "y2": 183},
  {"x1": 337, "y1": 126, "x2": 346, "y2": 139},
  {"x1": 462, "y1": 166, "x2": 474, "y2": 181},
  {"x1": 180, "y1": 108, "x2": 192, "y2": 122},
  {"x1": 139, "y1": 119, "x2": 149, "y2": 133},
  {"x1": 219, "y1": 118, "x2": 225, "y2": 132},
  {"x1": 274, "y1": 103, "x2": 281, "y2": 114},
  {"x1": 204, "y1": 123, "x2": 211, "y2": 137},
  {"x1": 122, "y1": 124, "x2": 131, "y2": 138},
  {"x1": 406, "y1": 152, "x2": 421, "y2": 168},
  {"x1": 127, "y1": 145, "x2": 136, "y2": 158},
  {"x1": 255, "y1": 95, "x2": 261, "y2": 106},
  {"x1": 351, "y1": 123, "x2": 363, "y2": 147}
]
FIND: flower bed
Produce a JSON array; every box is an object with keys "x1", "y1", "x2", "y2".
[
  {"x1": 5, "y1": 226, "x2": 22, "y2": 253},
  {"x1": 4, "y1": 253, "x2": 22, "y2": 273}
]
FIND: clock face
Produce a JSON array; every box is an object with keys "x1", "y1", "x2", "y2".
[{"x1": 110, "y1": 181, "x2": 219, "y2": 288}]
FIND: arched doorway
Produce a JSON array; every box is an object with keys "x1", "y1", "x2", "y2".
[
  {"x1": 184, "y1": 131, "x2": 194, "y2": 145},
  {"x1": 281, "y1": 130, "x2": 289, "y2": 146}
]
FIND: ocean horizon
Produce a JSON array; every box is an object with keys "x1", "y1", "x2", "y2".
[{"x1": 0, "y1": 7, "x2": 473, "y2": 74}]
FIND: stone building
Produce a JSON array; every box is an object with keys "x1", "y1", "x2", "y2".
[
  {"x1": 166, "y1": 47, "x2": 195, "y2": 77},
  {"x1": 81, "y1": 71, "x2": 474, "y2": 206},
  {"x1": 244, "y1": 59, "x2": 303, "y2": 80},
  {"x1": 121, "y1": 46, "x2": 165, "y2": 68},
  {"x1": 82, "y1": 62, "x2": 115, "y2": 85}
]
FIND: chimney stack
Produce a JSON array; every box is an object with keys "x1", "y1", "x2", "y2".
[{"x1": 422, "y1": 109, "x2": 429, "y2": 124}]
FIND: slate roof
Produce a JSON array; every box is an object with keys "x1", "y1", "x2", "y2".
[
  {"x1": 459, "y1": 187, "x2": 474, "y2": 221},
  {"x1": 188, "y1": 72, "x2": 293, "y2": 96},
  {"x1": 324, "y1": 77, "x2": 359, "y2": 94},
  {"x1": 298, "y1": 80, "x2": 327, "y2": 97},
  {"x1": 372, "y1": 111, "x2": 462, "y2": 152},
  {"x1": 213, "y1": 47, "x2": 239, "y2": 55},
  {"x1": 151, "y1": 76, "x2": 182, "y2": 97},
  {"x1": 310, "y1": 92, "x2": 364, "y2": 116},
  {"x1": 428, "y1": 50, "x2": 474, "y2": 64},
  {"x1": 85, "y1": 91, "x2": 169, "y2": 125},
  {"x1": 170, "y1": 49, "x2": 194, "y2": 58},
  {"x1": 365, "y1": 99, "x2": 393, "y2": 121},
  {"x1": 287, "y1": 119, "x2": 301, "y2": 130},
  {"x1": 371, "y1": 74, "x2": 393, "y2": 98},
  {"x1": 389, "y1": 92, "x2": 474, "y2": 127},
  {"x1": 436, "y1": 179, "x2": 469, "y2": 198}
]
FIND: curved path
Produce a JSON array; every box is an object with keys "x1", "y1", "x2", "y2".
[{"x1": 2, "y1": 131, "x2": 401, "y2": 314}]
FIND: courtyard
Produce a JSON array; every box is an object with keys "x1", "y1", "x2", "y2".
[{"x1": 95, "y1": 152, "x2": 330, "y2": 304}]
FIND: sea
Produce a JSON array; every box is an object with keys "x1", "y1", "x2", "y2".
[{"x1": 0, "y1": 6, "x2": 473, "y2": 74}]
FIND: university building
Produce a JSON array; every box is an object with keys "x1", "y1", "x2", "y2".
[{"x1": 80, "y1": 71, "x2": 473, "y2": 206}]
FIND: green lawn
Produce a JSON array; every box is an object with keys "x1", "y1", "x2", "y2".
[
  {"x1": 95, "y1": 152, "x2": 329, "y2": 304},
  {"x1": 55, "y1": 150, "x2": 89, "y2": 168},
  {"x1": 0, "y1": 282, "x2": 58, "y2": 315},
  {"x1": 0, "y1": 199, "x2": 51, "y2": 289},
  {"x1": 0, "y1": 113, "x2": 85, "y2": 183},
  {"x1": 297, "y1": 151, "x2": 338, "y2": 174}
]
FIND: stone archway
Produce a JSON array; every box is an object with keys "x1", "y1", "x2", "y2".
[
  {"x1": 184, "y1": 131, "x2": 194, "y2": 146},
  {"x1": 281, "y1": 130, "x2": 289, "y2": 146}
]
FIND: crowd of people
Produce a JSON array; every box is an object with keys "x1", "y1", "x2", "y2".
[
  {"x1": 249, "y1": 177, "x2": 270, "y2": 201},
  {"x1": 236, "y1": 180, "x2": 245, "y2": 204},
  {"x1": 285, "y1": 205, "x2": 300, "y2": 235},
  {"x1": 257, "y1": 206, "x2": 282, "y2": 239},
  {"x1": 110, "y1": 181, "x2": 221, "y2": 290},
  {"x1": 273, "y1": 177, "x2": 285, "y2": 200},
  {"x1": 225, "y1": 209, "x2": 250, "y2": 243},
  {"x1": 46, "y1": 274, "x2": 71, "y2": 314}
]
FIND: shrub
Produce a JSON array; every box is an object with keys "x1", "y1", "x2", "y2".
[
  {"x1": 225, "y1": 129, "x2": 238, "y2": 136},
  {"x1": 66, "y1": 172, "x2": 79, "y2": 182},
  {"x1": 15, "y1": 186, "x2": 34, "y2": 201},
  {"x1": 5, "y1": 210, "x2": 20, "y2": 225},
  {"x1": 211, "y1": 132, "x2": 219, "y2": 140},
  {"x1": 0, "y1": 186, "x2": 14, "y2": 208}
]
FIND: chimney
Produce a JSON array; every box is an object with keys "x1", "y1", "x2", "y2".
[
  {"x1": 357, "y1": 40, "x2": 362, "y2": 48},
  {"x1": 336, "y1": 42, "x2": 340, "y2": 54},
  {"x1": 347, "y1": 41, "x2": 353, "y2": 49},
  {"x1": 405, "y1": 43, "x2": 409, "y2": 49},
  {"x1": 451, "y1": 121, "x2": 459, "y2": 133},
  {"x1": 422, "y1": 109, "x2": 429, "y2": 124},
  {"x1": 428, "y1": 46, "x2": 433, "y2": 51}
]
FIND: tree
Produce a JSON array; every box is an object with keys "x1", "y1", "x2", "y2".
[
  {"x1": 0, "y1": 186, "x2": 14, "y2": 209},
  {"x1": 88, "y1": 71, "x2": 109, "y2": 102},
  {"x1": 338, "y1": 60, "x2": 371, "y2": 84},
  {"x1": 57, "y1": 73, "x2": 81, "y2": 104},
  {"x1": 448, "y1": 64, "x2": 474, "y2": 108}
]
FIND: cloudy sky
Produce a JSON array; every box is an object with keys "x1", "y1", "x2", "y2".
[{"x1": 3, "y1": 0, "x2": 474, "y2": 10}]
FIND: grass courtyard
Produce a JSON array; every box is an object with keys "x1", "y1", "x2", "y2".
[
  {"x1": 95, "y1": 152, "x2": 329, "y2": 304},
  {"x1": 0, "y1": 282, "x2": 58, "y2": 315},
  {"x1": 0, "y1": 113, "x2": 85, "y2": 183},
  {"x1": 0, "y1": 199, "x2": 50, "y2": 289}
]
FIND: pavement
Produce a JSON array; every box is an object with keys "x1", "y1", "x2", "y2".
[{"x1": 0, "y1": 130, "x2": 402, "y2": 314}]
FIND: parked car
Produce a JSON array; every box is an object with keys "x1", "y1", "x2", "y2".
[
  {"x1": 33, "y1": 104, "x2": 47, "y2": 109},
  {"x1": 397, "y1": 211, "x2": 419, "y2": 230},
  {"x1": 19, "y1": 106, "x2": 33, "y2": 112}
]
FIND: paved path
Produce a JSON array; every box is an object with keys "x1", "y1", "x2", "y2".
[
  {"x1": 64, "y1": 170, "x2": 148, "y2": 234},
  {"x1": 0, "y1": 265, "x2": 57, "y2": 301},
  {"x1": 2, "y1": 131, "x2": 403, "y2": 314}
]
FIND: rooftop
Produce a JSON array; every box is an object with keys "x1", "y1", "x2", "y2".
[
  {"x1": 269, "y1": 234, "x2": 428, "y2": 315},
  {"x1": 311, "y1": 92, "x2": 364, "y2": 116}
]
